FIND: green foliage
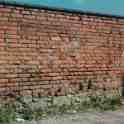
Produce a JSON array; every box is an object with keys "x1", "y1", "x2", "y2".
[
  {"x1": 0, "y1": 104, "x2": 16, "y2": 124},
  {"x1": 86, "y1": 94, "x2": 122, "y2": 111},
  {"x1": 0, "y1": 94, "x2": 122, "y2": 123},
  {"x1": 15, "y1": 96, "x2": 34, "y2": 120},
  {"x1": 33, "y1": 107, "x2": 44, "y2": 120}
]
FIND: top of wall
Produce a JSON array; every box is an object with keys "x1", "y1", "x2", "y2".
[{"x1": 0, "y1": 0, "x2": 124, "y2": 19}]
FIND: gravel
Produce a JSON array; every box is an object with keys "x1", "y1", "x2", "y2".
[{"x1": 15, "y1": 110, "x2": 124, "y2": 124}]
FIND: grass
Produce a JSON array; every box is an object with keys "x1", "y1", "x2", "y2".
[{"x1": 0, "y1": 93, "x2": 122, "y2": 124}]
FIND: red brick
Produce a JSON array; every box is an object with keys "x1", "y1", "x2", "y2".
[{"x1": 0, "y1": 5, "x2": 123, "y2": 97}]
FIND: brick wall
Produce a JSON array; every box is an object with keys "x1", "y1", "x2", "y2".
[{"x1": 0, "y1": 4, "x2": 124, "y2": 97}]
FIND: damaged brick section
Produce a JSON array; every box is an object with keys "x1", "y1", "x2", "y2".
[{"x1": 0, "y1": 4, "x2": 124, "y2": 98}]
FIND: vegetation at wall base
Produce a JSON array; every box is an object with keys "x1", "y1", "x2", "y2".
[{"x1": 0, "y1": 93, "x2": 122, "y2": 124}]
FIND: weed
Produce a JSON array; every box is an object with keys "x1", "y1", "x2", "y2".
[
  {"x1": 0, "y1": 93, "x2": 122, "y2": 123},
  {"x1": 0, "y1": 104, "x2": 16, "y2": 124}
]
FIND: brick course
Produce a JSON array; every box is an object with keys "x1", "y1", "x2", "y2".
[{"x1": 0, "y1": 5, "x2": 124, "y2": 97}]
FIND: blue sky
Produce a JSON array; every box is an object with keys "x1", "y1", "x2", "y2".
[{"x1": 2, "y1": 0, "x2": 124, "y2": 16}]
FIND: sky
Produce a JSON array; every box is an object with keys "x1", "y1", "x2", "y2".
[{"x1": 2, "y1": 0, "x2": 124, "y2": 16}]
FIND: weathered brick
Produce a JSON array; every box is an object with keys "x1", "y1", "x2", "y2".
[{"x1": 0, "y1": 4, "x2": 123, "y2": 97}]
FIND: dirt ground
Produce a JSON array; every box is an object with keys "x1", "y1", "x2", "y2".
[{"x1": 19, "y1": 110, "x2": 124, "y2": 124}]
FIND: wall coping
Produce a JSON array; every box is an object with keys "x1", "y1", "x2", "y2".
[{"x1": 0, "y1": 1, "x2": 124, "y2": 20}]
